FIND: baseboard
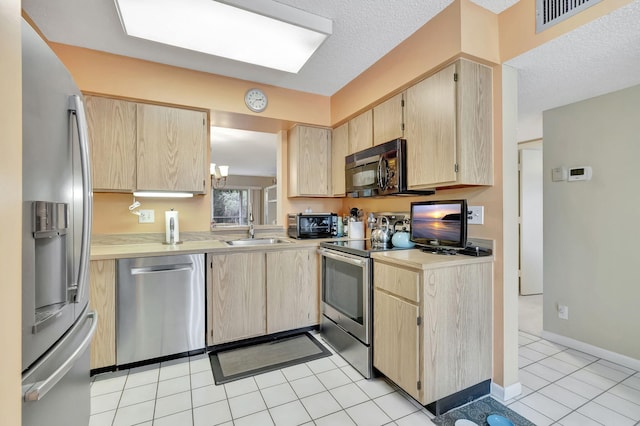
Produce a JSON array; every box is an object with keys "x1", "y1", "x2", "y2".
[
  {"x1": 490, "y1": 380, "x2": 522, "y2": 402},
  {"x1": 541, "y1": 330, "x2": 640, "y2": 371}
]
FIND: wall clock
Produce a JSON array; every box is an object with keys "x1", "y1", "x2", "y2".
[{"x1": 244, "y1": 88, "x2": 268, "y2": 113}]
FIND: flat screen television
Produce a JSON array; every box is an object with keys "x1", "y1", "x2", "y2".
[{"x1": 410, "y1": 199, "x2": 468, "y2": 253}]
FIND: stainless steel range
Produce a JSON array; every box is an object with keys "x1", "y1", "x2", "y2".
[{"x1": 318, "y1": 239, "x2": 410, "y2": 379}]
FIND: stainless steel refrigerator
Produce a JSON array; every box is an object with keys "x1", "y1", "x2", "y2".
[{"x1": 21, "y1": 19, "x2": 96, "y2": 426}]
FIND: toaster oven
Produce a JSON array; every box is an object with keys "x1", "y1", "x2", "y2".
[{"x1": 287, "y1": 213, "x2": 338, "y2": 239}]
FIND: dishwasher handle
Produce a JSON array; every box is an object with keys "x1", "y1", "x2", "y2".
[{"x1": 130, "y1": 263, "x2": 194, "y2": 275}]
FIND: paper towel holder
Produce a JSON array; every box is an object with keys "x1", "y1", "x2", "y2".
[{"x1": 162, "y1": 209, "x2": 183, "y2": 245}]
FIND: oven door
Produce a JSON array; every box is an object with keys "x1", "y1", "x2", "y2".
[{"x1": 319, "y1": 248, "x2": 371, "y2": 344}]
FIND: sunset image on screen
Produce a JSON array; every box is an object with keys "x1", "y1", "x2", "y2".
[{"x1": 412, "y1": 204, "x2": 462, "y2": 242}]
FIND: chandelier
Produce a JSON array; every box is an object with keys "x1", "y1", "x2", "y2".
[{"x1": 210, "y1": 163, "x2": 229, "y2": 189}]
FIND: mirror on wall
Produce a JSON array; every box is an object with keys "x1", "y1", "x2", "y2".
[{"x1": 210, "y1": 127, "x2": 277, "y2": 226}]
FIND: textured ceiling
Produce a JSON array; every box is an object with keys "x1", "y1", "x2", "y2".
[{"x1": 506, "y1": 0, "x2": 640, "y2": 141}]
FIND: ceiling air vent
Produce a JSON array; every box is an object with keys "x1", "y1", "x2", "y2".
[{"x1": 536, "y1": 0, "x2": 602, "y2": 32}]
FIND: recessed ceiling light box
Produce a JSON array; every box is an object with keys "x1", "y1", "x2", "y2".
[{"x1": 114, "y1": 0, "x2": 333, "y2": 73}]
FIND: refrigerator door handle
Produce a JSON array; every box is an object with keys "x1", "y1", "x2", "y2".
[
  {"x1": 69, "y1": 95, "x2": 93, "y2": 304},
  {"x1": 24, "y1": 311, "x2": 97, "y2": 402}
]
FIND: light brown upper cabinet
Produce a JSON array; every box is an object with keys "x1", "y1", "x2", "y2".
[
  {"x1": 136, "y1": 104, "x2": 208, "y2": 193},
  {"x1": 288, "y1": 124, "x2": 332, "y2": 197},
  {"x1": 405, "y1": 59, "x2": 493, "y2": 189},
  {"x1": 331, "y1": 122, "x2": 348, "y2": 197},
  {"x1": 85, "y1": 96, "x2": 137, "y2": 192},
  {"x1": 85, "y1": 95, "x2": 208, "y2": 193},
  {"x1": 348, "y1": 110, "x2": 373, "y2": 155},
  {"x1": 373, "y1": 92, "x2": 404, "y2": 146}
]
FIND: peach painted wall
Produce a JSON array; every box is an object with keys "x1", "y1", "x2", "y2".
[
  {"x1": 50, "y1": 43, "x2": 332, "y2": 129},
  {"x1": 1, "y1": 0, "x2": 22, "y2": 424},
  {"x1": 460, "y1": 0, "x2": 500, "y2": 63}
]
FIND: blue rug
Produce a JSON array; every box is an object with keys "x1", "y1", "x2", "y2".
[{"x1": 432, "y1": 397, "x2": 535, "y2": 426}]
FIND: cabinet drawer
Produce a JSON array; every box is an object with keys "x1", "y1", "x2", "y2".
[{"x1": 373, "y1": 262, "x2": 420, "y2": 303}]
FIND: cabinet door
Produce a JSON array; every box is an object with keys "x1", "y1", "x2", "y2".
[
  {"x1": 456, "y1": 59, "x2": 493, "y2": 186},
  {"x1": 373, "y1": 92, "x2": 404, "y2": 146},
  {"x1": 288, "y1": 125, "x2": 331, "y2": 196},
  {"x1": 406, "y1": 64, "x2": 457, "y2": 188},
  {"x1": 208, "y1": 252, "x2": 266, "y2": 345},
  {"x1": 348, "y1": 110, "x2": 373, "y2": 154},
  {"x1": 266, "y1": 249, "x2": 319, "y2": 334},
  {"x1": 85, "y1": 96, "x2": 137, "y2": 192},
  {"x1": 373, "y1": 288, "x2": 421, "y2": 402},
  {"x1": 136, "y1": 103, "x2": 207, "y2": 193},
  {"x1": 331, "y1": 122, "x2": 348, "y2": 196},
  {"x1": 89, "y1": 260, "x2": 116, "y2": 370},
  {"x1": 422, "y1": 262, "x2": 493, "y2": 403}
]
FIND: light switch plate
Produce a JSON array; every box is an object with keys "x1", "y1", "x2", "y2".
[
  {"x1": 558, "y1": 304, "x2": 569, "y2": 320},
  {"x1": 139, "y1": 209, "x2": 155, "y2": 224},
  {"x1": 467, "y1": 206, "x2": 484, "y2": 225},
  {"x1": 552, "y1": 167, "x2": 567, "y2": 182}
]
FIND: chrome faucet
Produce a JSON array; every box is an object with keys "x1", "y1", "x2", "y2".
[{"x1": 248, "y1": 211, "x2": 255, "y2": 239}]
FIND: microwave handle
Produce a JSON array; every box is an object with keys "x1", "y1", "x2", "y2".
[{"x1": 377, "y1": 157, "x2": 388, "y2": 190}]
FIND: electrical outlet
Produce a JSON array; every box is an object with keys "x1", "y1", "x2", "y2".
[
  {"x1": 467, "y1": 206, "x2": 484, "y2": 225},
  {"x1": 138, "y1": 209, "x2": 155, "y2": 224},
  {"x1": 558, "y1": 304, "x2": 569, "y2": 320}
]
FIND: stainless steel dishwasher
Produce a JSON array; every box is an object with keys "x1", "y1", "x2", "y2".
[{"x1": 117, "y1": 254, "x2": 205, "y2": 365}]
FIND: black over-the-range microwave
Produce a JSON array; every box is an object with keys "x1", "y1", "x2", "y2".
[{"x1": 345, "y1": 138, "x2": 435, "y2": 197}]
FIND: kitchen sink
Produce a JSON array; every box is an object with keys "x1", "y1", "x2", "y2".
[{"x1": 225, "y1": 238, "x2": 292, "y2": 246}]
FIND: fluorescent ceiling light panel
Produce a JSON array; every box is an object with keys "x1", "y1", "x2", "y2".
[{"x1": 114, "y1": 0, "x2": 332, "y2": 73}]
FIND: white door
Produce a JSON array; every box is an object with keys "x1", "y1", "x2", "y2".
[{"x1": 520, "y1": 148, "x2": 543, "y2": 295}]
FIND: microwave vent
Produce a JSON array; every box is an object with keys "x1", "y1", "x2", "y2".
[{"x1": 536, "y1": 0, "x2": 601, "y2": 32}]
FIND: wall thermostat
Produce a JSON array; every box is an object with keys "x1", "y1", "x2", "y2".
[{"x1": 568, "y1": 166, "x2": 592, "y2": 181}]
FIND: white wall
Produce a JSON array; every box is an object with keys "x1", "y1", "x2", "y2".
[{"x1": 543, "y1": 84, "x2": 640, "y2": 360}]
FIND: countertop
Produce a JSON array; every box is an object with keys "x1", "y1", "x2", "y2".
[
  {"x1": 371, "y1": 248, "x2": 493, "y2": 270},
  {"x1": 90, "y1": 231, "x2": 340, "y2": 260}
]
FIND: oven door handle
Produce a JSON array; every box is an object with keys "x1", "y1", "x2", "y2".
[{"x1": 318, "y1": 248, "x2": 368, "y2": 267}]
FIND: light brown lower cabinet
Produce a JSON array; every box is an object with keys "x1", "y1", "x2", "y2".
[
  {"x1": 207, "y1": 247, "x2": 320, "y2": 346},
  {"x1": 373, "y1": 258, "x2": 492, "y2": 405},
  {"x1": 208, "y1": 252, "x2": 266, "y2": 345},
  {"x1": 374, "y1": 289, "x2": 421, "y2": 400},
  {"x1": 266, "y1": 249, "x2": 319, "y2": 334},
  {"x1": 89, "y1": 259, "x2": 116, "y2": 370}
]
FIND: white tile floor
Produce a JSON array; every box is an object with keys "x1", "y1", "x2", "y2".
[
  {"x1": 90, "y1": 331, "x2": 640, "y2": 426},
  {"x1": 89, "y1": 334, "x2": 436, "y2": 426}
]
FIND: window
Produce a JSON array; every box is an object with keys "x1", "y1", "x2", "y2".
[{"x1": 211, "y1": 188, "x2": 250, "y2": 225}]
